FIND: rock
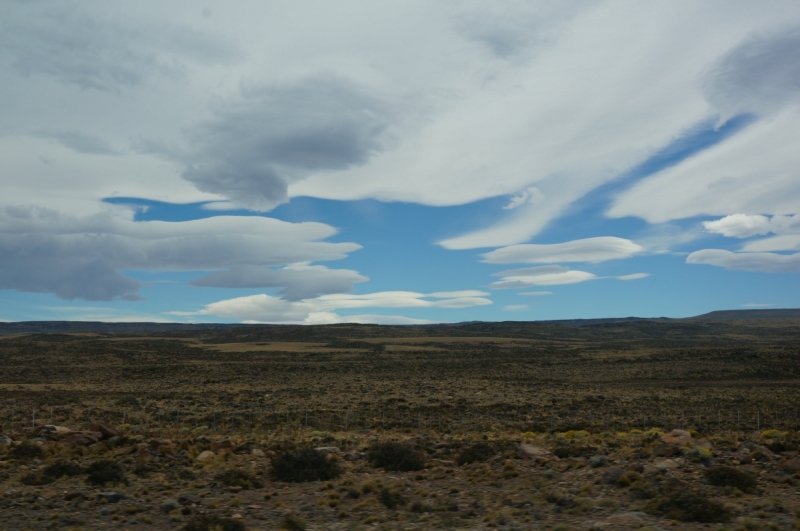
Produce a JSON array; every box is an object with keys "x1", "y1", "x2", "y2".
[
  {"x1": 160, "y1": 499, "x2": 180, "y2": 513},
  {"x1": 780, "y1": 458, "x2": 800, "y2": 473},
  {"x1": 654, "y1": 443, "x2": 681, "y2": 457},
  {"x1": 516, "y1": 444, "x2": 558, "y2": 463},
  {"x1": 196, "y1": 450, "x2": 216, "y2": 462},
  {"x1": 97, "y1": 491, "x2": 126, "y2": 503},
  {"x1": 210, "y1": 439, "x2": 236, "y2": 452},
  {"x1": 64, "y1": 492, "x2": 86, "y2": 501},
  {"x1": 0, "y1": 434, "x2": 12, "y2": 446},
  {"x1": 654, "y1": 458, "x2": 680, "y2": 470},
  {"x1": 90, "y1": 422, "x2": 121, "y2": 440},
  {"x1": 735, "y1": 451, "x2": 752, "y2": 464},
  {"x1": 642, "y1": 465, "x2": 660, "y2": 475},
  {"x1": 225, "y1": 486, "x2": 242, "y2": 493},
  {"x1": 314, "y1": 446, "x2": 341, "y2": 454},
  {"x1": 39, "y1": 425, "x2": 72, "y2": 437},
  {"x1": 660, "y1": 429, "x2": 694, "y2": 445},
  {"x1": 178, "y1": 494, "x2": 201, "y2": 506},
  {"x1": 60, "y1": 431, "x2": 100, "y2": 446},
  {"x1": 606, "y1": 512, "x2": 646, "y2": 525},
  {"x1": 251, "y1": 448, "x2": 265, "y2": 457}
]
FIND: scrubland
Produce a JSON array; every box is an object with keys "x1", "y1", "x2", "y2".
[{"x1": 0, "y1": 318, "x2": 799, "y2": 530}]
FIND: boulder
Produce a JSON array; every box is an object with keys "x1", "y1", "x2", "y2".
[
  {"x1": 251, "y1": 448, "x2": 266, "y2": 457},
  {"x1": 39, "y1": 425, "x2": 72, "y2": 437},
  {"x1": 654, "y1": 443, "x2": 681, "y2": 457},
  {"x1": 0, "y1": 434, "x2": 12, "y2": 446},
  {"x1": 160, "y1": 499, "x2": 180, "y2": 513},
  {"x1": 660, "y1": 429, "x2": 694, "y2": 446},
  {"x1": 516, "y1": 444, "x2": 558, "y2": 463},
  {"x1": 178, "y1": 493, "x2": 201, "y2": 506},
  {"x1": 210, "y1": 439, "x2": 236, "y2": 452},
  {"x1": 60, "y1": 431, "x2": 100, "y2": 446},
  {"x1": 90, "y1": 422, "x2": 121, "y2": 440},
  {"x1": 781, "y1": 458, "x2": 800, "y2": 473},
  {"x1": 97, "y1": 492, "x2": 126, "y2": 503},
  {"x1": 196, "y1": 450, "x2": 216, "y2": 462},
  {"x1": 654, "y1": 457, "x2": 680, "y2": 470}
]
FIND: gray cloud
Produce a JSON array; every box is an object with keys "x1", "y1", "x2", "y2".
[
  {"x1": 705, "y1": 26, "x2": 800, "y2": 117},
  {"x1": 0, "y1": 3, "x2": 242, "y2": 91},
  {"x1": 38, "y1": 131, "x2": 118, "y2": 155},
  {"x1": 180, "y1": 75, "x2": 393, "y2": 210},
  {"x1": 687, "y1": 249, "x2": 800, "y2": 272},
  {"x1": 189, "y1": 265, "x2": 368, "y2": 301},
  {"x1": 0, "y1": 206, "x2": 361, "y2": 301}
]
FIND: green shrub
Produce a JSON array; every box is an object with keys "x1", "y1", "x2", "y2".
[
  {"x1": 456, "y1": 443, "x2": 495, "y2": 465},
  {"x1": 10, "y1": 442, "x2": 44, "y2": 460},
  {"x1": 215, "y1": 469, "x2": 264, "y2": 489},
  {"x1": 86, "y1": 460, "x2": 126, "y2": 486},
  {"x1": 280, "y1": 515, "x2": 306, "y2": 531},
  {"x1": 378, "y1": 487, "x2": 406, "y2": 510},
  {"x1": 184, "y1": 515, "x2": 246, "y2": 531},
  {"x1": 270, "y1": 447, "x2": 341, "y2": 482},
  {"x1": 367, "y1": 442, "x2": 424, "y2": 472},
  {"x1": 705, "y1": 466, "x2": 757, "y2": 493},
  {"x1": 44, "y1": 461, "x2": 86, "y2": 479},
  {"x1": 644, "y1": 489, "x2": 730, "y2": 523},
  {"x1": 761, "y1": 429, "x2": 787, "y2": 439}
]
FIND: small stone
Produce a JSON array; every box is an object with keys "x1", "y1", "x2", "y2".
[
  {"x1": 0, "y1": 434, "x2": 12, "y2": 446},
  {"x1": 231, "y1": 513, "x2": 243, "y2": 519},
  {"x1": 210, "y1": 439, "x2": 236, "y2": 452},
  {"x1": 314, "y1": 446, "x2": 341, "y2": 454},
  {"x1": 225, "y1": 486, "x2": 243, "y2": 493},
  {"x1": 196, "y1": 450, "x2": 216, "y2": 462},
  {"x1": 160, "y1": 499, "x2": 180, "y2": 513},
  {"x1": 251, "y1": 448, "x2": 266, "y2": 457},
  {"x1": 64, "y1": 492, "x2": 86, "y2": 501}
]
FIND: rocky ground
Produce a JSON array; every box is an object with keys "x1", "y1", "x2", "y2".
[{"x1": 0, "y1": 423, "x2": 799, "y2": 531}]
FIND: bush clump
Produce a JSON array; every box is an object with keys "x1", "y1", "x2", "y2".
[
  {"x1": 378, "y1": 487, "x2": 406, "y2": 510},
  {"x1": 367, "y1": 442, "x2": 425, "y2": 472},
  {"x1": 280, "y1": 515, "x2": 306, "y2": 531},
  {"x1": 44, "y1": 461, "x2": 86, "y2": 479},
  {"x1": 184, "y1": 515, "x2": 246, "y2": 531},
  {"x1": 215, "y1": 469, "x2": 264, "y2": 489},
  {"x1": 86, "y1": 460, "x2": 127, "y2": 487},
  {"x1": 553, "y1": 445, "x2": 596, "y2": 459},
  {"x1": 644, "y1": 488, "x2": 730, "y2": 523},
  {"x1": 20, "y1": 472, "x2": 54, "y2": 486},
  {"x1": 456, "y1": 443, "x2": 495, "y2": 465},
  {"x1": 270, "y1": 447, "x2": 341, "y2": 483},
  {"x1": 705, "y1": 466, "x2": 757, "y2": 493},
  {"x1": 10, "y1": 442, "x2": 44, "y2": 460}
]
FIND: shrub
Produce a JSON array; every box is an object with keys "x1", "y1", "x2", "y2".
[
  {"x1": 86, "y1": 460, "x2": 126, "y2": 487},
  {"x1": 456, "y1": 443, "x2": 495, "y2": 465},
  {"x1": 367, "y1": 442, "x2": 425, "y2": 472},
  {"x1": 44, "y1": 461, "x2": 86, "y2": 479},
  {"x1": 184, "y1": 515, "x2": 246, "y2": 531},
  {"x1": 10, "y1": 442, "x2": 44, "y2": 460},
  {"x1": 553, "y1": 445, "x2": 595, "y2": 459},
  {"x1": 20, "y1": 472, "x2": 54, "y2": 486},
  {"x1": 683, "y1": 446, "x2": 713, "y2": 464},
  {"x1": 280, "y1": 515, "x2": 306, "y2": 531},
  {"x1": 705, "y1": 466, "x2": 757, "y2": 493},
  {"x1": 588, "y1": 455, "x2": 608, "y2": 468},
  {"x1": 215, "y1": 469, "x2": 264, "y2": 489},
  {"x1": 761, "y1": 429, "x2": 787, "y2": 440},
  {"x1": 270, "y1": 447, "x2": 341, "y2": 482},
  {"x1": 644, "y1": 489, "x2": 730, "y2": 523},
  {"x1": 378, "y1": 487, "x2": 406, "y2": 510}
]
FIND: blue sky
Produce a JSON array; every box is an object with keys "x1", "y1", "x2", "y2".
[{"x1": 1, "y1": 1, "x2": 799, "y2": 324}]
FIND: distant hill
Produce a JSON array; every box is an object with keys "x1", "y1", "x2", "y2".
[
  {"x1": 0, "y1": 309, "x2": 797, "y2": 335},
  {"x1": 690, "y1": 309, "x2": 800, "y2": 321}
]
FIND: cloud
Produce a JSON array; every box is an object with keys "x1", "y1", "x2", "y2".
[
  {"x1": 503, "y1": 187, "x2": 544, "y2": 210},
  {"x1": 503, "y1": 305, "x2": 528, "y2": 311},
  {"x1": 193, "y1": 290, "x2": 491, "y2": 323},
  {"x1": 0, "y1": 2, "x2": 241, "y2": 91},
  {"x1": 704, "y1": 26, "x2": 800, "y2": 120},
  {"x1": 616, "y1": 273, "x2": 650, "y2": 281},
  {"x1": 175, "y1": 75, "x2": 394, "y2": 211},
  {"x1": 703, "y1": 214, "x2": 773, "y2": 238},
  {"x1": 490, "y1": 266, "x2": 596, "y2": 288},
  {"x1": 481, "y1": 237, "x2": 643, "y2": 264},
  {"x1": 518, "y1": 291, "x2": 553, "y2": 296},
  {"x1": 0, "y1": 206, "x2": 361, "y2": 301},
  {"x1": 742, "y1": 235, "x2": 800, "y2": 253},
  {"x1": 189, "y1": 264, "x2": 368, "y2": 301},
  {"x1": 686, "y1": 249, "x2": 800, "y2": 272},
  {"x1": 38, "y1": 131, "x2": 119, "y2": 155}
]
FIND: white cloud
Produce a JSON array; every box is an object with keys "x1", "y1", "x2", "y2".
[
  {"x1": 0, "y1": 206, "x2": 361, "y2": 301},
  {"x1": 193, "y1": 290, "x2": 491, "y2": 323},
  {"x1": 616, "y1": 273, "x2": 650, "y2": 280},
  {"x1": 481, "y1": 237, "x2": 643, "y2": 264},
  {"x1": 519, "y1": 291, "x2": 553, "y2": 296},
  {"x1": 686, "y1": 249, "x2": 800, "y2": 272},
  {"x1": 742, "y1": 235, "x2": 800, "y2": 253},
  {"x1": 490, "y1": 266, "x2": 596, "y2": 289},
  {"x1": 703, "y1": 214, "x2": 773, "y2": 238}
]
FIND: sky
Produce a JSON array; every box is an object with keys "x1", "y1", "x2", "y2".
[{"x1": 1, "y1": 0, "x2": 799, "y2": 324}]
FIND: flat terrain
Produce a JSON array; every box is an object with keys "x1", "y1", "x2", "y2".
[{"x1": 0, "y1": 319, "x2": 799, "y2": 530}]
